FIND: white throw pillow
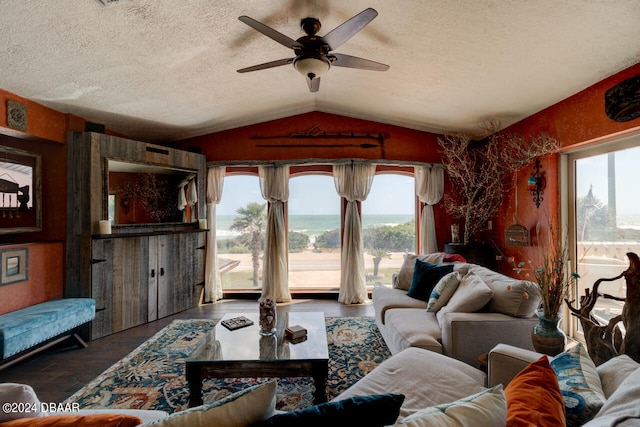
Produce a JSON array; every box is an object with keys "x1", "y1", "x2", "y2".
[
  {"x1": 391, "y1": 385, "x2": 506, "y2": 426},
  {"x1": 140, "y1": 381, "x2": 276, "y2": 427},
  {"x1": 426, "y1": 271, "x2": 461, "y2": 312},
  {"x1": 436, "y1": 271, "x2": 494, "y2": 326},
  {"x1": 0, "y1": 383, "x2": 47, "y2": 422},
  {"x1": 596, "y1": 354, "x2": 640, "y2": 399},
  {"x1": 582, "y1": 366, "x2": 640, "y2": 427}
]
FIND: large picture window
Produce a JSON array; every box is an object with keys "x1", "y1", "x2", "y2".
[
  {"x1": 361, "y1": 173, "x2": 416, "y2": 287},
  {"x1": 214, "y1": 165, "x2": 418, "y2": 293},
  {"x1": 568, "y1": 138, "x2": 640, "y2": 337},
  {"x1": 288, "y1": 174, "x2": 341, "y2": 290},
  {"x1": 216, "y1": 174, "x2": 264, "y2": 290}
]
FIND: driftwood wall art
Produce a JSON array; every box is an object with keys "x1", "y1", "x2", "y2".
[
  {"x1": 566, "y1": 252, "x2": 640, "y2": 365},
  {"x1": 605, "y1": 74, "x2": 640, "y2": 122}
]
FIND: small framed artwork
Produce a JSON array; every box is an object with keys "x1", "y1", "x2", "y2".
[{"x1": 0, "y1": 248, "x2": 28, "y2": 286}]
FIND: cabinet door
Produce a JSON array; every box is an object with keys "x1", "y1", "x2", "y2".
[
  {"x1": 153, "y1": 235, "x2": 172, "y2": 319},
  {"x1": 111, "y1": 236, "x2": 149, "y2": 332},
  {"x1": 154, "y1": 232, "x2": 204, "y2": 318},
  {"x1": 91, "y1": 239, "x2": 113, "y2": 340}
]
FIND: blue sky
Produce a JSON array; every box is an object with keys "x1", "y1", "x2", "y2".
[
  {"x1": 217, "y1": 173, "x2": 415, "y2": 216},
  {"x1": 575, "y1": 145, "x2": 640, "y2": 216}
]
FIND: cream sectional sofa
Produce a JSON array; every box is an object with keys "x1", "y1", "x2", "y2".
[
  {"x1": 335, "y1": 343, "x2": 640, "y2": 426},
  {"x1": 373, "y1": 252, "x2": 541, "y2": 366}
]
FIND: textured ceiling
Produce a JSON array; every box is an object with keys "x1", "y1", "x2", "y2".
[{"x1": 1, "y1": 0, "x2": 639, "y2": 142}]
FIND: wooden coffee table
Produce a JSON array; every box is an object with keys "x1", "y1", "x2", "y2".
[{"x1": 185, "y1": 311, "x2": 329, "y2": 407}]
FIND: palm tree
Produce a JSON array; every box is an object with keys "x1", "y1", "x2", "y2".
[{"x1": 230, "y1": 202, "x2": 267, "y2": 288}]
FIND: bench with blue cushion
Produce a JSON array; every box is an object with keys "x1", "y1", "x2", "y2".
[{"x1": 0, "y1": 298, "x2": 95, "y2": 370}]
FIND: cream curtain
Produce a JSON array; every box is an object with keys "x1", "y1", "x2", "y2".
[
  {"x1": 187, "y1": 178, "x2": 198, "y2": 222},
  {"x1": 205, "y1": 167, "x2": 225, "y2": 302},
  {"x1": 333, "y1": 163, "x2": 376, "y2": 304},
  {"x1": 259, "y1": 165, "x2": 291, "y2": 302},
  {"x1": 415, "y1": 165, "x2": 444, "y2": 254}
]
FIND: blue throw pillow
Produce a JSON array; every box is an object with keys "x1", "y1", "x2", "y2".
[
  {"x1": 254, "y1": 393, "x2": 405, "y2": 427},
  {"x1": 407, "y1": 259, "x2": 454, "y2": 301}
]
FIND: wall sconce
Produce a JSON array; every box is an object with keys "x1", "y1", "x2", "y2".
[{"x1": 527, "y1": 158, "x2": 546, "y2": 208}]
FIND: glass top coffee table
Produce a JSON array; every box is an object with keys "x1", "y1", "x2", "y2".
[{"x1": 186, "y1": 311, "x2": 329, "y2": 407}]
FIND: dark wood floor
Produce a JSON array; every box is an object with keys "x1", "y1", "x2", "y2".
[{"x1": 0, "y1": 298, "x2": 373, "y2": 404}]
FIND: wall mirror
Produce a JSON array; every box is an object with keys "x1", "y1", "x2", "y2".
[
  {"x1": 0, "y1": 145, "x2": 41, "y2": 234},
  {"x1": 106, "y1": 159, "x2": 198, "y2": 226}
]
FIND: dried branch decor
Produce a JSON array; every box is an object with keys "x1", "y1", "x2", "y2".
[{"x1": 438, "y1": 122, "x2": 558, "y2": 244}]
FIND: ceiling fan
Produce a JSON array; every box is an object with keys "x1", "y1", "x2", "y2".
[{"x1": 237, "y1": 7, "x2": 390, "y2": 92}]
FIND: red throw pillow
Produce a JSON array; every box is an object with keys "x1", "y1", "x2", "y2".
[
  {"x1": 443, "y1": 253, "x2": 466, "y2": 263},
  {"x1": 0, "y1": 414, "x2": 142, "y2": 427},
  {"x1": 504, "y1": 355, "x2": 566, "y2": 426}
]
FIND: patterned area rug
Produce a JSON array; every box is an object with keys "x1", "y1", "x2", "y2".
[{"x1": 64, "y1": 317, "x2": 390, "y2": 413}]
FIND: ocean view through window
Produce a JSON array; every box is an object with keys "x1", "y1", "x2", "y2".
[{"x1": 216, "y1": 168, "x2": 417, "y2": 292}]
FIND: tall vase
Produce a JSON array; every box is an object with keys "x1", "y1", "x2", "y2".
[{"x1": 531, "y1": 309, "x2": 566, "y2": 356}]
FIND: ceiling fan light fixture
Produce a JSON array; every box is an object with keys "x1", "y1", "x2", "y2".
[{"x1": 293, "y1": 54, "x2": 330, "y2": 80}]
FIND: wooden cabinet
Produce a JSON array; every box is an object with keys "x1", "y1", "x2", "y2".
[
  {"x1": 66, "y1": 132, "x2": 207, "y2": 340},
  {"x1": 148, "y1": 232, "x2": 205, "y2": 322}
]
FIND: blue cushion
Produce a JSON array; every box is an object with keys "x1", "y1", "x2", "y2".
[
  {"x1": 0, "y1": 298, "x2": 95, "y2": 358},
  {"x1": 407, "y1": 260, "x2": 454, "y2": 301},
  {"x1": 551, "y1": 343, "x2": 606, "y2": 427},
  {"x1": 255, "y1": 394, "x2": 405, "y2": 427}
]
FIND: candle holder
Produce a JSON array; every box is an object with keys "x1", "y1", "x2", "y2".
[{"x1": 259, "y1": 299, "x2": 277, "y2": 336}]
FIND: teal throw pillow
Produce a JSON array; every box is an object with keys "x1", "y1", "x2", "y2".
[
  {"x1": 551, "y1": 343, "x2": 606, "y2": 427},
  {"x1": 255, "y1": 393, "x2": 405, "y2": 427},
  {"x1": 407, "y1": 260, "x2": 454, "y2": 302}
]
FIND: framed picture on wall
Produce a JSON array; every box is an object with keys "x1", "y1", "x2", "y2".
[{"x1": 0, "y1": 248, "x2": 28, "y2": 286}]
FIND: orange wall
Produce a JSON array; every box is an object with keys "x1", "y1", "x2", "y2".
[
  {"x1": 179, "y1": 111, "x2": 443, "y2": 164},
  {"x1": 493, "y1": 63, "x2": 640, "y2": 277},
  {"x1": 0, "y1": 242, "x2": 64, "y2": 315}
]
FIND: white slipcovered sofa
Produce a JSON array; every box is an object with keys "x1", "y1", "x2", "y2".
[{"x1": 373, "y1": 252, "x2": 541, "y2": 366}]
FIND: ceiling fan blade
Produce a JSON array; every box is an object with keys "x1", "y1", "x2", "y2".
[
  {"x1": 237, "y1": 58, "x2": 294, "y2": 73},
  {"x1": 239, "y1": 16, "x2": 304, "y2": 50},
  {"x1": 306, "y1": 77, "x2": 320, "y2": 92},
  {"x1": 331, "y1": 53, "x2": 389, "y2": 71},
  {"x1": 322, "y1": 8, "x2": 378, "y2": 51}
]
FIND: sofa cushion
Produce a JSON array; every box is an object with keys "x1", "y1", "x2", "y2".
[
  {"x1": 436, "y1": 271, "x2": 493, "y2": 326},
  {"x1": 383, "y1": 309, "x2": 442, "y2": 355},
  {"x1": 372, "y1": 287, "x2": 427, "y2": 325},
  {"x1": 582, "y1": 366, "x2": 640, "y2": 426},
  {"x1": 505, "y1": 355, "x2": 566, "y2": 426},
  {"x1": 395, "y1": 253, "x2": 446, "y2": 291},
  {"x1": 596, "y1": 354, "x2": 640, "y2": 399},
  {"x1": 256, "y1": 394, "x2": 404, "y2": 427},
  {"x1": 140, "y1": 381, "x2": 275, "y2": 427},
  {"x1": 551, "y1": 343, "x2": 606, "y2": 427},
  {"x1": 426, "y1": 271, "x2": 461, "y2": 313},
  {"x1": 407, "y1": 260, "x2": 454, "y2": 302},
  {"x1": 333, "y1": 347, "x2": 487, "y2": 421},
  {"x1": 471, "y1": 264, "x2": 541, "y2": 318},
  {"x1": 390, "y1": 386, "x2": 506, "y2": 427},
  {"x1": 0, "y1": 383, "x2": 47, "y2": 422}
]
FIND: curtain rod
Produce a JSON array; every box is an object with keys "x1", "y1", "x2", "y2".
[{"x1": 206, "y1": 158, "x2": 443, "y2": 169}]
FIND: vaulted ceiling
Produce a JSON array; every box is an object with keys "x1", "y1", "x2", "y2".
[{"x1": 1, "y1": 1, "x2": 639, "y2": 142}]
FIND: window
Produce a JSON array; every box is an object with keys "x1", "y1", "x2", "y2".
[
  {"x1": 287, "y1": 174, "x2": 341, "y2": 290},
  {"x1": 216, "y1": 174, "x2": 265, "y2": 290},
  {"x1": 361, "y1": 173, "x2": 416, "y2": 287},
  {"x1": 568, "y1": 138, "x2": 640, "y2": 337}
]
